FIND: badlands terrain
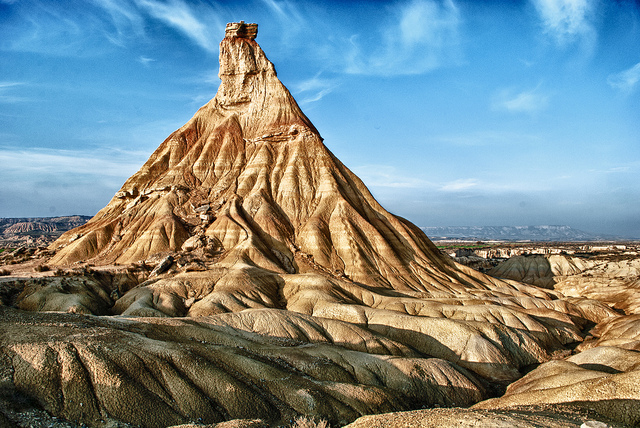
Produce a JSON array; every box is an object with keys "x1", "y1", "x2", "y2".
[{"x1": 1, "y1": 22, "x2": 639, "y2": 428}]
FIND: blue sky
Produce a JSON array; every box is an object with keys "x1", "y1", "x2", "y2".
[{"x1": 1, "y1": 0, "x2": 639, "y2": 238}]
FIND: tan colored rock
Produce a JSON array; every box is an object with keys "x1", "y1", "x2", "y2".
[
  {"x1": 0, "y1": 306, "x2": 487, "y2": 427},
  {"x1": 108, "y1": 264, "x2": 592, "y2": 382},
  {"x1": 553, "y1": 257, "x2": 640, "y2": 315},
  {"x1": 567, "y1": 346, "x2": 640, "y2": 373},
  {"x1": 488, "y1": 254, "x2": 592, "y2": 288},
  {"x1": 37, "y1": 21, "x2": 599, "y2": 392},
  {"x1": 343, "y1": 405, "x2": 622, "y2": 428},
  {"x1": 14, "y1": 275, "x2": 113, "y2": 315},
  {"x1": 47, "y1": 21, "x2": 501, "y2": 303},
  {"x1": 169, "y1": 420, "x2": 268, "y2": 428},
  {"x1": 578, "y1": 314, "x2": 640, "y2": 351},
  {"x1": 473, "y1": 358, "x2": 640, "y2": 426},
  {"x1": 490, "y1": 253, "x2": 640, "y2": 315}
]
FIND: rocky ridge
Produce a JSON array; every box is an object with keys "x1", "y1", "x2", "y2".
[
  {"x1": 0, "y1": 216, "x2": 90, "y2": 249},
  {"x1": 1, "y1": 22, "x2": 638, "y2": 428}
]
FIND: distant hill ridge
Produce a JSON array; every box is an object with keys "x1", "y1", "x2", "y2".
[
  {"x1": 0, "y1": 216, "x2": 91, "y2": 235},
  {"x1": 421, "y1": 225, "x2": 620, "y2": 241},
  {"x1": 0, "y1": 216, "x2": 91, "y2": 248}
]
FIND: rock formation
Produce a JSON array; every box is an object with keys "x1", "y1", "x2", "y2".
[
  {"x1": 473, "y1": 349, "x2": 640, "y2": 426},
  {"x1": 488, "y1": 254, "x2": 593, "y2": 288},
  {"x1": 47, "y1": 19, "x2": 484, "y2": 302},
  {"x1": 489, "y1": 253, "x2": 640, "y2": 313},
  {"x1": 1, "y1": 22, "x2": 639, "y2": 428},
  {"x1": 343, "y1": 405, "x2": 623, "y2": 428}
]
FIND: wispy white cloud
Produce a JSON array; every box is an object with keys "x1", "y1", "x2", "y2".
[
  {"x1": 345, "y1": 0, "x2": 461, "y2": 76},
  {"x1": 588, "y1": 163, "x2": 639, "y2": 175},
  {"x1": 607, "y1": 62, "x2": 640, "y2": 93},
  {"x1": 0, "y1": 81, "x2": 29, "y2": 103},
  {"x1": 258, "y1": 0, "x2": 335, "y2": 61},
  {"x1": 293, "y1": 73, "x2": 339, "y2": 105},
  {"x1": 353, "y1": 165, "x2": 435, "y2": 189},
  {"x1": 260, "y1": 0, "x2": 306, "y2": 28},
  {"x1": 0, "y1": 147, "x2": 146, "y2": 178},
  {"x1": 89, "y1": 0, "x2": 146, "y2": 46},
  {"x1": 137, "y1": 56, "x2": 156, "y2": 66},
  {"x1": 492, "y1": 85, "x2": 550, "y2": 114},
  {"x1": 531, "y1": 0, "x2": 597, "y2": 48},
  {"x1": 134, "y1": 0, "x2": 222, "y2": 52},
  {"x1": 3, "y1": 0, "x2": 223, "y2": 55},
  {"x1": 0, "y1": 82, "x2": 25, "y2": 89},
  {"x1": 357, "y1": 168, "x2": 548, "y2": 200},
  {"x1": 440, "y1": 178, "x2": 478, "y2": 192},
  {"x1": 1, "y1": 3, "x2": 89, "y2": 55},
  {"x1": 0, "y1": 146, "x2": 148, "y2": 216}
]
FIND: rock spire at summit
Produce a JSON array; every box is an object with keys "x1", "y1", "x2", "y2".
[{"x1": 225, "y1": 21, "x2": 258, "y2": 39}]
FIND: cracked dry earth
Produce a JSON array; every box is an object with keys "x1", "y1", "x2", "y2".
[{"x1": 1, "y1": 22, "x2": 639, "y2": 428}]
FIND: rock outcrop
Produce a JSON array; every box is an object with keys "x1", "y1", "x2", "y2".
[
  {"x1": 343, "y1": 405, "x2": 623, "y2": 428},
  {"x1": 488, "y1": 254, "x2": 592, "y2": 288},
  {"x1": 473, "y1": 349, "x2": 640, "y2": 426},
  {"x1": 0, "y1": 306, "x2": 487, "y2": 427},
  {"x1": 489, "y1": 253, "x2": 640, "y2": 314}
]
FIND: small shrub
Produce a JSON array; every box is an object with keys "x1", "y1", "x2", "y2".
[
  {"x1": 34, "y1": 265, "x2": 50, "y2": 272},
  {"x1": 0, "y1": 269, "x2": 10, "y2": 276},
  {"x1": 70, "y1": 267, "x2": 91, "y2": 276},
  {"x1": 291, "y1": 416, "x2": 329, "y2": 428}
]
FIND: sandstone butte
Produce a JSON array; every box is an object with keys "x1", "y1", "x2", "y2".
[{"x1": 1, "y1": 22, "x2": 639, "y2": 428}]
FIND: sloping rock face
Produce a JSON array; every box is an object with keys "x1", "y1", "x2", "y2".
[
  {"x1": 3, "y1": 22, "x2": 638, "y2": 428},
  {"x1": 473, "y1": 349, "x2": 640, "y2": 426},
  {"x1": 49, "y1": 21, "x2": 454, "y2": 295},
  {"x1": 480, "y1": 253, "x2": 640, "y2": 426},
  {"x1": 343, "y1": 405, "x2": 624, "y2": 428}
]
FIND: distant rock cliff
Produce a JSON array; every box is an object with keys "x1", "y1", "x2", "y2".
[{"x1": 0, "y1": 215, "x2": 90, "y2": 248}]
